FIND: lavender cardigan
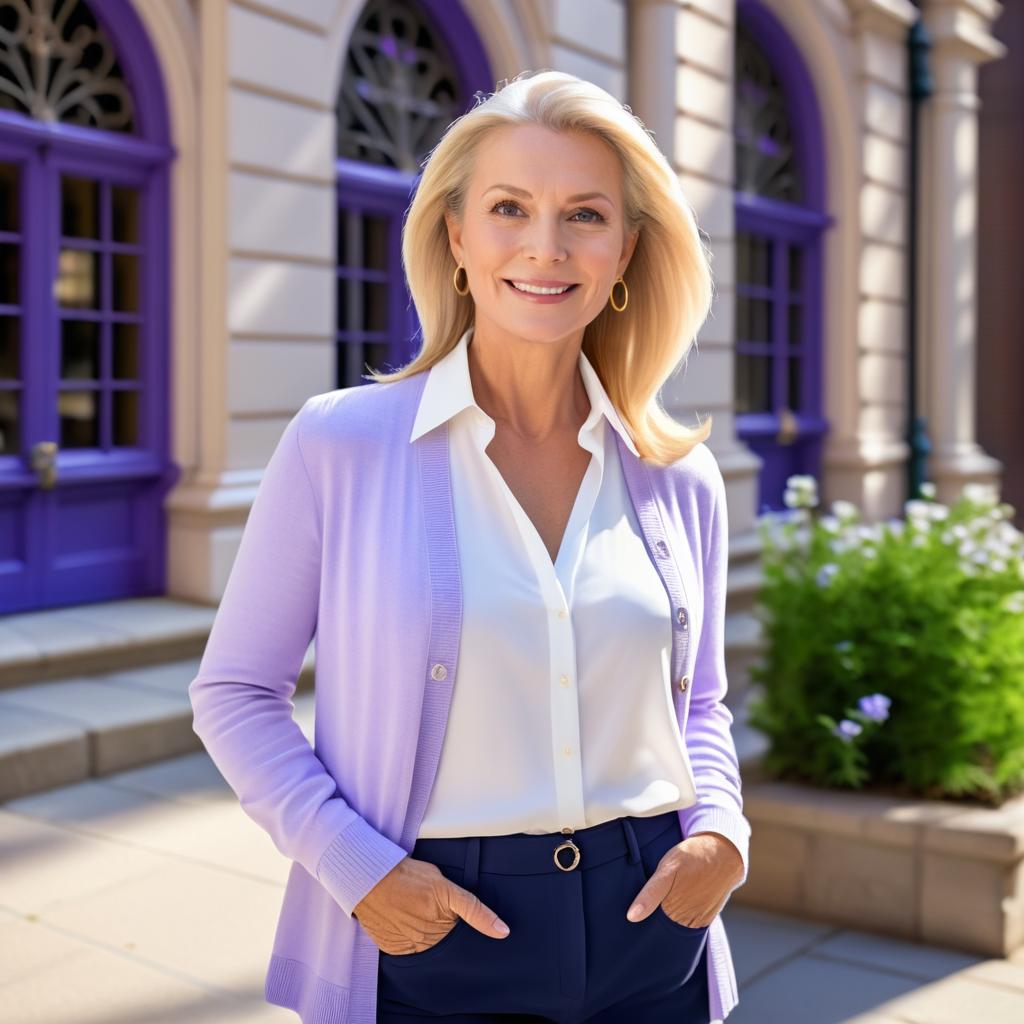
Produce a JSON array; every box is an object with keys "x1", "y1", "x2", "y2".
[{"x1": 188, "y1": 370, "x2": 752, "y2": 1024}]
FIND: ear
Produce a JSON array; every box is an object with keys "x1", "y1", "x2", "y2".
[
  {"x1": 618, "y1": 227, "x2": 640, "y2": 277},
  {"x1": 444, "y1": 208, "x2": 463, "y2": 266}
]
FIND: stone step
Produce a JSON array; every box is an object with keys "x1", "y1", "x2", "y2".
[
  {"x1": 0, "y1": 647, "x2": 315, "y2": 804},
  {"x1": 0, "y1": 597, "x2": 220, "y2": 690}
]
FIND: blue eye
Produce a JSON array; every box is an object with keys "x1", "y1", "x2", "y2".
[{"x1": 488, "y1": 200, "x2": 606, "y2": 223}]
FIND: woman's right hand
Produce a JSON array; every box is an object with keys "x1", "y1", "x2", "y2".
[{"x1": 353, "y1": 855, "x2": 511, "y2": 955}]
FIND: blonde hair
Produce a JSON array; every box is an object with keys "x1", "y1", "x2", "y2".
[{"x1": 366, "y1": 69, "x2": 715, "y2": 466}]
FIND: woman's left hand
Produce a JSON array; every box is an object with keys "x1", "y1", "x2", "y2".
[{"x1": 627, "y1": 832, "x2": 744, "y2": 928}]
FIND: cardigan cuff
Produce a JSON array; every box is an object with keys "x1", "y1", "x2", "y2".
[
  {"x1": 678, "y1": 806, "x2": 751, "y2": 890},
  {"x1": 316, "y1": 813, "x2": 410, "y2": 918}
]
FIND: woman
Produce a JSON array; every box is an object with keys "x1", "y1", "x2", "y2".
[{"x1": 189, "y1": 70, "x2": 750, "y2": 1024}]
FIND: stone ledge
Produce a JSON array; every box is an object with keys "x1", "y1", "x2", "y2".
[
  {"x1": 0, "y1": 647, "x2": 316, "y2": 803},
  {"x1": 735, "y1": 775, "x2": 1024, "y2": 959}
]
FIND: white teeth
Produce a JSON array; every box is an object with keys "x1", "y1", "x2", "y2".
[{"x1": 510, "y1": 281, "x2": 572, "y2": 295}]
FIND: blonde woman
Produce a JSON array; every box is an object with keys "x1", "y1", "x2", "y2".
[{"x1": 189, "y1": 70, "x2": 750, "y2": 1024}]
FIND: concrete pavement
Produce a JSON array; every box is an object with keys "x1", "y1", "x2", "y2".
[{"x1": 2, "y1": 695, "x2": 1022, "y2": 1024}]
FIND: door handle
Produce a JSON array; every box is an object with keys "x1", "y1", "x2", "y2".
[{"x1": 30, "y1": 440, "x2": 58, "y2": 489}]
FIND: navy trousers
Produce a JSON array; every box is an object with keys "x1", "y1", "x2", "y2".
[{"x1": 376, "y1": 809, "x2": 710, "y2": 1023}]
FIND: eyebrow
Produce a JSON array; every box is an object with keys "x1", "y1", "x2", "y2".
[{"x1": 483, "y1": 183, "x2": 614, "y2": 205}]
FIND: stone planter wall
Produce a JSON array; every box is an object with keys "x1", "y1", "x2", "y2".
[{"x1": 733, "y1": 766, "x2": 1024, "y2": 958}]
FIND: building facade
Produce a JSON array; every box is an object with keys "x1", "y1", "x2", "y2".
[{"x1": 0, "y1": 0, "x2": 1011, "y2": 709}]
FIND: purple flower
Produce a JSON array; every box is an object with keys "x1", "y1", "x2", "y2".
[
  {"x1": 834, "y1": 719, "x2": 863, "y2": 742},
  {"x1": 858, "y1": 693, "x2": 891, "y2": 722},
  {"x1": 817, "y1": 563, "x2": 840, "y2": 587}
]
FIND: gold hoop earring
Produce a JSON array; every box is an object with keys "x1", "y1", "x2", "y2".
[
  {"x1": 609, "y1": 276, "x2": 628, "y2": 312},
  {"x1": 453, "y1": 262, "x2": 470, "y2": 296}
]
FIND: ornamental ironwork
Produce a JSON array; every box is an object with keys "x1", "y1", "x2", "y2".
[
  {"x1": 0, "y1": 0, "x2": 135, "y2": 132},
  {"x1": 337, "y1": 0, "x2": 463, "y2": 172},
  {"x1": 734, "y1": 20, "x2": 800, "y2": 203}
]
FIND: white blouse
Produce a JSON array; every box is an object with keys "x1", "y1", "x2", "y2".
[{"x1": 413, "y1": 326, "x2": 697, "y2": 838}]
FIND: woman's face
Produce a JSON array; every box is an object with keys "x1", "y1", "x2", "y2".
[{"x1": 444, "y1": 124, "x2": 639, "y2": 347}]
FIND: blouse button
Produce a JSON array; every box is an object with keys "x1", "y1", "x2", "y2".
[
  {"x1": 677, "y1": 607, "x2": 688, "y2": 629},
  {"x1": 655, "y1": 540, "x2": 670, "y2": 558},
  {"x1": 430, "y1": 663, "x2": 448, "y2": 681},
  {"x1": 678, "y1": 674, "x2": 690, "y2": 693}
]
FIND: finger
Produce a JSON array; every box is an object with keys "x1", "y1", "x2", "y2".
[
  {"x1": 445, "y1": 883, "x2": 510, "y2": 938},
  {"x1": 627, "y1": 870, "x2": 673, "y2": 922}
]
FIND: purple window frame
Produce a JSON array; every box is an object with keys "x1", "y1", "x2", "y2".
[
  {"x1": 0, "y1": 0, "x2": 175, "y2": 604},
  {"x1": 735, "y1": 1, "x2": 835, "y2": 502},
  {"x1": 336, "y1": 0, "x2": 492, "y2": 386}
]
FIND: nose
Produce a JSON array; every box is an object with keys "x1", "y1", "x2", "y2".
[{"x1": 523, "y1": 215, "x2": 568, "y2": 264}]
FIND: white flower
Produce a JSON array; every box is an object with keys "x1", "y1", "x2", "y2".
[
  {"x1": 819, "y1": 515, "x2": 841, "y2": 534},
  {"x1": 927, "y1": 504, "x2": 950, "y2": 521},
  {"x1": 831, "y1": 500, "x2": 859, "y2": 522},
  {"x1": 920, "y1": 482, "x2": 936, "y2": 499},
  {"x1": 962, "y1": 482, "x2": 998, "y2": 506},
  {"x1": 1004, "y1": 592, "x2": 1024, "y2": 614},
  {"x1": 905, "y1": 499, "x2": 933, "y2": 520}
]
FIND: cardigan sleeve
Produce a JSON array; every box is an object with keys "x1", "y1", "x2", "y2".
[
  {"x1": 187, "y1": 398, "x2": 409, "y2": 918},
  {"x1": 676, "y1": 446, "x2": 752, "y2": 890}
]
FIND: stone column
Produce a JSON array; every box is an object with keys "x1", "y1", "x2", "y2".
[{"x1": 917, "y1": 0, "x2": 1006, "y2": 505}]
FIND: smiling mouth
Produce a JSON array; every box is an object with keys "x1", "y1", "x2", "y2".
[{"x1": 504, "y1": 280, "x2": 580, "y2": 296}]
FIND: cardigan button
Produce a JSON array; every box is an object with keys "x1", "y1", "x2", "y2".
[
  {"x1": 677, "y1": 607, "x2": 688, "y2": 629},
  {"x1": 678, "y1": 674, "x2": 690, "y2": 693},
  {"x1": 430, "y1": 663, "x2": 448, "y2": 681},
  {"x1": 655, "y1": 540, "x2": 670, "y2": 558}
]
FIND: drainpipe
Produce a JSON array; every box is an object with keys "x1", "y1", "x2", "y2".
[{"x1": 906, "y1": 11, "x2": 933, "y2": 500}]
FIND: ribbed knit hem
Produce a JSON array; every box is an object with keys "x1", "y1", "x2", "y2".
[
  {"x1": 266, "y1": 955, "x2": 351, "y2": 1023},
  {"x1": 678, "y1": 805, "x2": 751, "y2": 888},
  {"x1": 316, "y1": 814, "x2": 410, "y2": 918}
]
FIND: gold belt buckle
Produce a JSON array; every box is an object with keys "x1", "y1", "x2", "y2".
[{"x1": 553, "y1": 827, "x2": 580, "y2": 871}]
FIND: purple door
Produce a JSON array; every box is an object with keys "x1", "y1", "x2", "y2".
[
  {"x1": 734, "y1": 4, "x2": 833, "y2": 513},
  {"x1": 0, "y1": 0, "x2": 173, "y2": 613}
]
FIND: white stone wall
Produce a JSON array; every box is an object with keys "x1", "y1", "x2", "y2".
[{"x1": 146, "y1": 0, "x2": 1005, "y2": 603}]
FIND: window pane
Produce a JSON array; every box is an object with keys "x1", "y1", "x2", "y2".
[
  {"x1": 0, "y1": 162, "x2": 19, "y2": 232},
  {"x1": 738, "y1": 297, "x2": 771, "y2": 344},
  {"x1": 736, "y1": 352, "x2": 771, "y2": 414},
  {"x1": 56, "y1": 249, "x2": 101, "y2": 308},
  {"x1": 788, "y1": 356, "x2": 802, "y2": 408},
  {"x1": 0, "y1": 315, "x2": 17, "y2": 377},
  {"x1": 61, "y1": 176, "x2": 101, "y2": 239},
  {"x1": 789, "y1": 246, "x2": 803, "y2": 295},
  {"x1": 738, "y1": 234, "x2": 772, "y2": 287},
  {"x1": 364, "y1": 281, "x2": 387, "y2": 331},
  {"x1": 112, "y1": 323, "x2": 139, "y2": 379},
  {"x1": 0, "y1": 243, "x2": 18, "y2": 304},
  {"x1": 112, "y1": 186, "x2": 139, "y2": 243},
  {"x1": 0, "y1": 390, "x2": 18, "y2": 453},
  {"x1": 113, "y1": 389, "x2": 139, "y2": 445},
  {"x1": 59, "y1": 390, "x2": 98, "y2": 447},
  {"x1": 362, "y1": 214, "x2": 388, "y2": 270},
  {"x1": 61, "y1": 320, "x2": 100, "y2": 379},
  {"x1": 788, "y1": 302, "x2": 802, "y2": 347},
  {"x1": 112, "y1": 253, "x2": 139, "y2": 311}
]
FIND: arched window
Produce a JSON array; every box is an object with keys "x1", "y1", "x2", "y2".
[
  {"x1": 733, "y1": 3, "x2": 832, "y2": 513},
  {"x1": 0, "y1": 0, "x2": 172, "y2": 613},
  {"x1": 335, "y1": 0, "x2": 491, "y2": 388}
]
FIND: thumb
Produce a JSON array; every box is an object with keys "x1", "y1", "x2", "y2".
[
  {"x1": 627, "y1": 868, "x2": 673, "y2": 923},
  {"x1": 445, "y1": 882, "x2": 511, "y2": 939}
]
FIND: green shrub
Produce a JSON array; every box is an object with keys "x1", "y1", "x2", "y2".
[{"x1": 747, "y1": 477, "x2": 1024, "y2": 805}]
